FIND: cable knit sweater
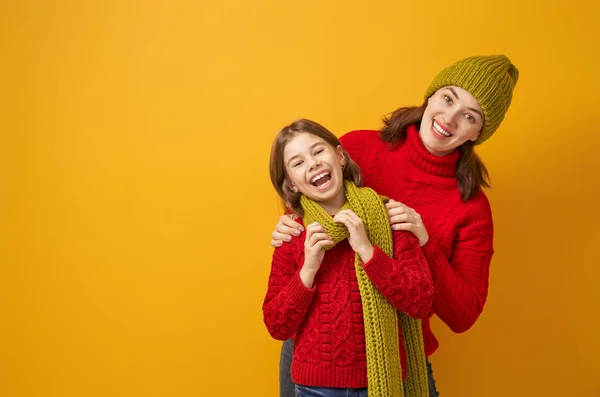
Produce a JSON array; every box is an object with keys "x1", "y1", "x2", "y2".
[
  {"x1": 263, "y1": 219, "x2": 433, "y2": 388},
  {"x1": 339, "y1": 124, "x2": 495, "y2": 356}
]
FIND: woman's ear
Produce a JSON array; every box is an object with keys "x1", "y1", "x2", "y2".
[{"x1": 469, "y1": 128, "x2": 482, "y2": 142}]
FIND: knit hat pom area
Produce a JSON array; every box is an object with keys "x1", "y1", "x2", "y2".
[{"x1": 424, "y1": 54, "x2": 519, "y2": 145}]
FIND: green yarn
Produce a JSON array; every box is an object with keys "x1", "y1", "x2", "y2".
[
  {"x1": 301, "y1": 180, "x2": 429, "y2": 397},
  {"x1": 424, "y1": 54, "x2": 519, "y2": 145}
]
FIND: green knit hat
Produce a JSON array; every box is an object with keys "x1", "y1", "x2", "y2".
[{"x1": 424, "y1": 55, "x2": 519, "y2": 145}]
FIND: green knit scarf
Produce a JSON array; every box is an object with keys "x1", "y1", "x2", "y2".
[{"x1": 300, "y1": 180, "x2": 429, "y2": 397}]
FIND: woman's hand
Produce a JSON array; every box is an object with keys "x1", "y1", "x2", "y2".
[
  {"x1": 271, "y1": 214, "x2": 304, "y2": 248},
  {"x1": 300, "y1": 222, "x2": 333, "y2": 288},
  {"x1": 333, "y1": 210, "x2": 374, "y2": 262},
  {"x1": 385, "y1": 199, "x2": 429, "y2": 247}
]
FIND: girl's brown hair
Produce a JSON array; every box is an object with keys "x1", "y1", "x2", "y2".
[
  {"x1": 380, "y1": 102, "x2": 490, "y2": 202},
  {"x1": 269, "y1": 119, "x2": 362, "y2": 216}
]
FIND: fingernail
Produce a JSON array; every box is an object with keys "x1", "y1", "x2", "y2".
[
  {"x1": 293, "y1": 230, "x2": 301, "y2": 236},
  {"x1": 299, "y1": 226, "x2": 305, "y2": 232},
  {"x1": 284, "y1": 236, "x2": 292, "y2": 242}
]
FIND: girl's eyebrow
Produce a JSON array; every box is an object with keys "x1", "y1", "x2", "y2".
[{"x1": 287, "y1": 142, "x2": 321, "y2": 164}]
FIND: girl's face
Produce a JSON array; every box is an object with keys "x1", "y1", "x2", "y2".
[
  {"x1": 283, "y1": 132, "x2": 346, "y2": 214},
  {"x1": 419, "y1": 86, "x2": 484, "y2": 156}
]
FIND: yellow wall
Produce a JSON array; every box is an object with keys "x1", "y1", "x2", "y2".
[{"x1": 2, "y1": 1, "x2": 599, "y2": 396}]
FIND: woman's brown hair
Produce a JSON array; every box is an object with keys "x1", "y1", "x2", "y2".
[
  {"x1": 380, "y1": 102, "x2": 490, "y2": 202},
  {"x1": 269, "y1": 119, "x2": 362, "y2": 216}
]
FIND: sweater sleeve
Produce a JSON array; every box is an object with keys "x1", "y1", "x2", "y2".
[
  {"x1": 422, "y1": 197, "x2": 494, "y2": 333},
  {"x1": 339, "y1": 130, "x2": 374, "y2": 169},
  {"x1": 362, "y1": 230, "x2": 434, "y2": 319},
  {"x1": 262, "y1": 241, "x2": 316, "y2": 340}
]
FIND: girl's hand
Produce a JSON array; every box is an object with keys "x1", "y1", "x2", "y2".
[
  {"x1": 385, "y1": 199, "x2": 429, "y2": 247},
  {"x1": 333, "y1": 210, "x2": 374, "y2": 262},
  {"x1": 271, "y1": 214, "x2": 304, "y2": 248},
  {"x1": 300, "y1": 222, "x2": 333, "y2": 288}
]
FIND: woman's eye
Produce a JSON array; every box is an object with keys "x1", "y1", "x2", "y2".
[
  {"x1": 444, "y1": 95, "x2": 452, "y2": 104},
  {"x1": 465, "y1": 114, "x2": 475, "y2": 122}
]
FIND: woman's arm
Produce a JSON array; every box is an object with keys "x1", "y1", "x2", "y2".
[
  {"x1": 423, "y1": 200, "x2": 494, "y2": 333},
  {"x1": 270, "y1": 214, "x2": 303, "y2": 248}
]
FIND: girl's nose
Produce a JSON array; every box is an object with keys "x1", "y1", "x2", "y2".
[{"x1": 308, "y1": 158, "x2": 321, "y2": 170}]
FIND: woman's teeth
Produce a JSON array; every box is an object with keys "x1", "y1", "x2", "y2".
[{"x1": 433, "y1": 121, "x2": 451, "y2": 137}]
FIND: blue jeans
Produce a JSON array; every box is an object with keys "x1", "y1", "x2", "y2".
[
  {"x1": 280, "y1": 338, "x2": 295, "y2": 397},
  {"x1": 280, "y1": 339, "x2": 440, "y2": 397},
  {"x1": 295, "y1": 384, "x2": 368, "y2": 397}
]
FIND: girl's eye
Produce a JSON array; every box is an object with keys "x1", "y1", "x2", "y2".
[
  {"x1": 444, "y1": 95, "x2": 452, "y2": 104},
  {"x1": 465, "y1": 114, "x2": 476, "y2": 122},
  {"x1": 315, "y1": 148, "x2": 324, "y2": 155},
  {"x1": 293, "y1": 160, "x2": 303, "y2": 168}
]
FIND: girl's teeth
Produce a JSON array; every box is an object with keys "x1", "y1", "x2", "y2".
[{"x1": 311, "y1": 172, "x2": 329, "y2": 183}]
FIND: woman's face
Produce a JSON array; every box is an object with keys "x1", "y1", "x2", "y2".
[{"x1": 419, "y1": 86, "x2": 484, "y2": 156}]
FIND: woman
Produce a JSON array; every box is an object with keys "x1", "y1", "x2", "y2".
[{"x1": 271, "y1": 55, "x2": 519, "y2": 396}]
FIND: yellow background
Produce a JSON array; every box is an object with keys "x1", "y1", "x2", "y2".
[{"x1": 2, "y1": 1, "x2": 599, "y2": 396}]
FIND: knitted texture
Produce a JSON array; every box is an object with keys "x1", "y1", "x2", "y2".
[
  {"x1": 340, "y1": 126, "x2": 495, "y2": 356},
  {"x1": 262, "y1": 192, "x2": 434, "y2": 388},
  {"x1": 301, "y1": 181, "x2": 429, "y2": 397},
  {"x1": 424, "y1": 54, "x2": 519, "y2": 145}
]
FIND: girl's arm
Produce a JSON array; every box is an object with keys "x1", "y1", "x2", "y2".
[
  {"x1": 362, "y1": 230, "x2": 434, "y2": 319},
  {"x1": 333, "y1": 209, "x2": 433, "y2": 319},
  {"x1": 262, "y1": 240, "x2": 316, "y2": 340}
]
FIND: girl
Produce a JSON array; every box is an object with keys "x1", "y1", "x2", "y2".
[
  {"x1": 272, "y1": 55, "x2": 519, "y2": 397},
  {"x1": 263, "y1": 119, "x2": 434, "y2": 397}
]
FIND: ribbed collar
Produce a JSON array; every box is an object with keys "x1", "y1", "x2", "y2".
[{"x1": 399, "y1": 124, "x2": 459, "y2": 177}]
